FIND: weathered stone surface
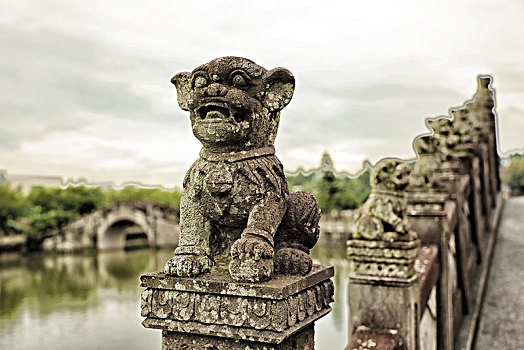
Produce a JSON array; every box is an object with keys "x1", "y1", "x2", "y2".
[
  {"x1": 141, "y1": 281, "x2": 333, "y2": 334},
  {"x1": 346, "y1": 74, "x2": 500, "y2": 350},
  {"x1": 141, "y1": 264, "x2": 334, "y2": 345},
  {"x1": 164, "y1": 57, "x2": 321, "y2": 282},
  {"x1": 353, "y1": 158, "x2": 417, "y2": 242},
  {"x1": 411, "y1": 134, "x2": 447, "y2": 190},
  {"x1": 161, "y1": 324, "x2": 315, "y2": 350},
  {"x1": 347, "y1": 239, "x2": 420, "y2": 279},
  {"x1": 347, "y1": 272, "x2": 420, "y2": 350},
  {"x1": 346, "y1": 245, "x2": 441, "y2": 350},
  {"x1": 406, "y1": 188, "x2": 449, "y2": 214},
  {"x1": 142, "y1": 264, "x2": 333, "y2": 299},
  {"x1": 407, "y1": 199, "x2": 461, "y2": 350},
  {"x1": 346, "y1": 326, "x2": 401, "y2": 350},
  {"x1": 415, "y1": 245, "x2": 439, "y2": 315}
]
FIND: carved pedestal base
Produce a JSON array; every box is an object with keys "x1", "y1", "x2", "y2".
[
  {"x1": 140, "y1": 264, "x2": 334, "y2": 350},
  {"x1": 346, "y1": 239, "x2": 420, "y2": 279}
]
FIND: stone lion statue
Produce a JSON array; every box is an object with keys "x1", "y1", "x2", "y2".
[
  {"x1": 164, "y1": 57, "x2": 321, "y2": 282},
  {"x1": 410, "y1": 134, "x2": 445, "y2": 188},
  {"x1": 353, "y1": 159, "x2": 417, "y2": 242}
]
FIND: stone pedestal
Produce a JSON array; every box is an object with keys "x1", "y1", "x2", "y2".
[
  {"x1": 346, "y1": 239, "x2": 420, "y2": 350},
  {"x1": 140, "y1": 264, "x2": 334, "y2": 350}
]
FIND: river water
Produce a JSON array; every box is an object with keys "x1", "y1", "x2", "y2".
[{"x1": 0, "y1": 245, "x2": 349, "y2": 349}]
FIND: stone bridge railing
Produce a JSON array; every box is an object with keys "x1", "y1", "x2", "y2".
[{"x1": 346, "y1": 75, "x2": 504, "y2": 350}]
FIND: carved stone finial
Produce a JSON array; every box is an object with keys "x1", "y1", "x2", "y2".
[
  {"x1": 461, "y1": 76, "x2": 495, "y2": 134},
  {"x1": 411, "y1": 135, "x2": 446, "y2": 188},
  {"x1": 450, "y1": 108, "x2": 477, "y2": 146},
  {"x1": 164, "y1": 57, "x2": 321, "y2": 282},
  {"x1": 353, "y1": 158, "x2": 417, "y2": 242},
  {"x1": 427, "y1": 118, "x2": 461, "y2": 152}
]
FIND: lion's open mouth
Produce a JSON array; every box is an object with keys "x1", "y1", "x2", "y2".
[
  {"x1": 197, "y1": 104, "x2": 229, "y2": 120},
  {"x1": 196, "y1": 104, "x2": 246, "y2": 123}
]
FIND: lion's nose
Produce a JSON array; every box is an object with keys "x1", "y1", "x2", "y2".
[{"x1": 204, "y1": 83, "x2": 228, "y2": 97}]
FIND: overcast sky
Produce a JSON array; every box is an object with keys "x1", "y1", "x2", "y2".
[{"x1": 1, "y1": 0, "x2": 523, "y2": 187}]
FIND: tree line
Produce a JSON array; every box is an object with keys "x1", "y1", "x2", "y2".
[
  {"x1": 0, "y1": 186, "x2": 182, "y2": 237},
  {"x1": 2, "y1": 154, "x2": 522, "y2": 237}
]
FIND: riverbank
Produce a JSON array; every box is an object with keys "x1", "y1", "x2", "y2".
[{"x1": 0, "y1": 235, "x2": 26, "y2": 253}]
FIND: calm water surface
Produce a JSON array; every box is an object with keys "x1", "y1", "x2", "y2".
[{"x1": 0, "y1": 245, "x2": 348, "y2": 349}]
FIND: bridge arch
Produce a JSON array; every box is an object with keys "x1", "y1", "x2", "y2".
[
  {"x1": 97, "y1": 212, "x2": 154, "y2": 251},
  {"x1": 41, "y1": 202, "x2": 179, "y2": 252}
]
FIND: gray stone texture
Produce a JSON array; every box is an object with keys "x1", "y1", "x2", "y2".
[
  {"x1": 353, "y1": 158, "x2": 417, "y2": 242},
  {"x1": 140, "y1": 264, "x2": 334, "y2": 348},
  {"x1": 164, "y1": 57, "x2": 321, "y2": 282},
  {"x1": 406, "y1": 198, "x2": 461, "y2": 350},
  {"x1": 161, "y1": 325, "x2": 315, "y2": 350}
]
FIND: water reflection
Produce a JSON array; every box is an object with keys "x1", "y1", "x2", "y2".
[
  {"x1": 0, "y1": 245, "x2": 348, "y2": 349},
  {"x1": 311, "y1": 243, "x2": 349, "y2": 349}
]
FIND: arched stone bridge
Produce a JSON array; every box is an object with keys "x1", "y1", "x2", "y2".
[{"x1": 42, "y1": 202, "x2": 180, "y2": 252}]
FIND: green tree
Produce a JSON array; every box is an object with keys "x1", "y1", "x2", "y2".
[
  {"x1": 286, "y1": 169, "x2": 371, "y2": 213},
  {"x1": 0, "y1": 185, "x2": 30, "y2": 235},
  {"x1": 25, "y1": 186, "x2": 105, "y2": 235},
  {"x1": 27, "y1": 186, "x2": 105, "y2": 215},
  {"x1": 501, "y1": 153, "x2": 524, "y2": 194},
  {"x1": 103, "y1": 186, "x2": 182, "y2": 209}
]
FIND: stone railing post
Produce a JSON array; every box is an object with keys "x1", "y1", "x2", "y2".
[
  {"x1": 140, "y1": 56, "x2": 334, "y2": 349},
  {"x1": 347, "y1": 239, "x2": 421, "y2": 350},
  {"x1": 140, "y1": 265, "x2": 334, "y2": 349},
  {"x1": 347, "y1": 158, "x2": 422, "y2": 349}
]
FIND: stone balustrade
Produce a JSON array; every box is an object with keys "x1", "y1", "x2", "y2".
[{"x1": 346, "y1": 75, "x2": 503, "y2": 350}]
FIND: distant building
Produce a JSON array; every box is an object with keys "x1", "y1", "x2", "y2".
[
  {"x1": 2, "y1": 170, "x2": 63, "y2": 194},
  {"x1": 287, "y1": 151, "x2": 371, "y2": 180},
  {"x1": 319, "y1": 151, "x2": 336, "y2": 173},
  {"x1": 1, "y1": 169, "x2": 173, "y2": 194},
  {"x1": 288, "y1": 151, "x2": 348, "y2": 179}
]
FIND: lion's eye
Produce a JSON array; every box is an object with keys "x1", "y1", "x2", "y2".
[
  {"x1": 194, "y1": 76, "x2": 208, "y2": 88},
  {"x1": 232, "y1": 73, "x2": 247, "y2": 88}
]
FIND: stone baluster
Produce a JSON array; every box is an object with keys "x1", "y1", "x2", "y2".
[{"x1": 347, "y1": 159, "x2": 422, "y2": 349}]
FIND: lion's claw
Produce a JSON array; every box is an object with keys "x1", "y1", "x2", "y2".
[
  {"x1": 229, "y1": 236, "x2": 274, "y2": 282},
  {"x1": 164, "y1": 254, "x2": 212, "y2": 277},
  {"x1": 274, "y1": 248, "x2": 312, "y2": 275}
]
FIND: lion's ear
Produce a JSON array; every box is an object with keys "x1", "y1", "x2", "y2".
[
  {"x1": 171, "y1": 72, "x2": 191, "y2": 111},
  {"x1": 262, "y1": 68, "x2": 295, "y2": 113}
]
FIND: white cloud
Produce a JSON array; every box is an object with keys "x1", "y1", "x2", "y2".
[{"x1": 1, "y1": 0, "x2": 523, "y2": 185}]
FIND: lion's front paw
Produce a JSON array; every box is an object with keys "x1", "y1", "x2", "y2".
[
  {"x1": 164, "y1": 254, "x2": 212, "y2": 277},
  {"x1": 229, "y1": 236, "x2": 273, "y2": 282},
  {"x1": 381, "y1": 232, "x2": 399, "y2": 242},
  {"x1": 274, "y1": 248, "x2": 312, "y2": 275}
]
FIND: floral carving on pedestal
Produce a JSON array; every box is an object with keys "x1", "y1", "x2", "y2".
[{"x1": 140, "y1": 279, "x2": 334, "y2": 333}]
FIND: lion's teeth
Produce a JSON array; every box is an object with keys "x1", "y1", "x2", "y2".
[{"x1": 207, "y1": 110, "x2": 225, "y2": 119}]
